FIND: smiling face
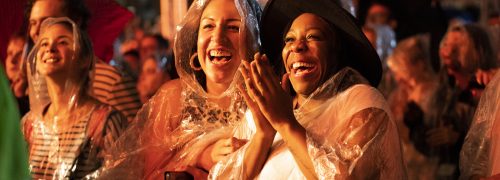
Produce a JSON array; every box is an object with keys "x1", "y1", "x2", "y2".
[
  {"x1": 36, "y1": 23, "x2": 75, "y2": 77},
  {"x1": 282, "y1": 13, "x2": 336, "y2": 96},
  {"x1": 197, "y1": 0, "x2": 242, "y2": 86}
]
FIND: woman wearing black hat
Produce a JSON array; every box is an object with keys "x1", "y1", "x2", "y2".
[{"x1": 209, "y1": 0, "x2": 406, "y2": 179}]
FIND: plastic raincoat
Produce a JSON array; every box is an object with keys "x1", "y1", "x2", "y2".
[
  {"x1": 21, "y1": 17, "x2": 127, "y2": 179},
  {"x1": 460, "y1": 72, "x2": 500, "y2": 179},
  {"x1": 97, "y1": 0, "x2": 261, "y2": 179}
]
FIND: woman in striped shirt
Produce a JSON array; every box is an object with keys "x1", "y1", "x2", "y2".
[{"x1": 21, "y1": 17, "x2": 127, "y2": 179}]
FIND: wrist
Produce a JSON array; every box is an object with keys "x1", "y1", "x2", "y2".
[
  {"x1": 275, "y1": 118, "x2": 305, "y2": 139},
  {"x1": 196, "y1": 144, "x2": 214, "y2": 171},
  {"x1": 254, "y1": 130, "x2": 276, "y2": 142}
]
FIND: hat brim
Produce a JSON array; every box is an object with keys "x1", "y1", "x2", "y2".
[{"x1": 260, "y1": 0, "x2": 382, "y2": 86}]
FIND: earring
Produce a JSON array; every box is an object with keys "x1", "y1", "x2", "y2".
[{"x1": 189, "y1": 53, "x2": 202, "y2": 71}]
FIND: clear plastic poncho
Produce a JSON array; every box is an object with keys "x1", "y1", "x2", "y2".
[
  {"x1": 460, "y1": 72, "x2": 500, "y2": 179},
  {"x1": 210, "y1": 68, "x2": 407, "y2": 179},
  {"x1": 21, "y1": 17, "x2": 127, "y2": 179},
  {"x1": 98, "y1": 0, "x2": 262, "y2": 179}
]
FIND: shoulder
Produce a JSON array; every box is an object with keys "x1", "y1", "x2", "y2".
[
  {"x1": 90, "y1": 100, "x2": 126, "y2": 122},
  {"x1": 342, "y1": 84, "x2": 386, "y2": 105},
  {"x1": 137, "y1": 79, "x2": 184, "y2": 120},
  {"x1": 332, "y1": 84, "x2": 389, "y2": 119},
  {"x1": 94, "y1": 61, "x2": 123, "y2": 81},
  {"x1": 156, "y1": 79, "x2": 183, "y2": 97}
]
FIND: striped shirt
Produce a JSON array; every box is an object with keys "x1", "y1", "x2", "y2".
[
  {"x1": 25, "y1": 104, "x2": 126, "y2": 179},
  {"x1": 93, "y1": 61, "x2": 142, "y2": 121}
]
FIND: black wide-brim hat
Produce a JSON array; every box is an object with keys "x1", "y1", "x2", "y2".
[{"x1": 260, "y1": 0, "x2": 382, "y2": 87}]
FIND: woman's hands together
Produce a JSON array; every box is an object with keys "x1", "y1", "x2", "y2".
[
  {"x1": 197, "y1": 137, "x2": 248, "y2": 170},
  {"x1": 239, "y1": 52, "x2": 296, "y2": 132}
]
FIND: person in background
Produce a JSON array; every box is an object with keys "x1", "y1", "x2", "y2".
[
  {"x1": 5, "y1": 32, "x2": 30, "y2": 116},
  {"x1": 139, "y1": 34, "x2": 169, "y2": 65},
  {"x1": 138, "y1": 34, "x2": 177, "y2": 80},
  {"x1": 401, "y1": 22, "x2": 499, "y2": 179},
  {"x1": 25, "y1": 0, "x2": 141, "y2": 121},
  {"x1": 137, "y1": 55, "x2": 171, "y2": 103},
  {"x1": 387, "y1": 35, "x2": 446, "y2": 179},
  {"x1": 5, "y1": 33, "x2": 25, "y2": 84},
  {"x1": 121, "y1": 49, "x2": 141, "y2": 79}
]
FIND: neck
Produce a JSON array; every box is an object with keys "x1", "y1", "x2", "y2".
[
  {"x1": 295, "y1": 93, "x2": 323, "y2": 110},
  {"x1": 206, "y1": 80, "x2": 231, "y2": 96},
  {"x1": 45, "y1": 75, "x2": 84, "y2": 112}
]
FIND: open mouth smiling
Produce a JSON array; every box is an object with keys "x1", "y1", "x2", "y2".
[
  {"x1": 209, "y1": 49, "x2": 232, "y2": 65},
  {"x1": 43, "y1": 57, "x2": 61, "y2": 64},
  {"x1": 290, "y1": 61, "x2": 317, "y2": 76}
]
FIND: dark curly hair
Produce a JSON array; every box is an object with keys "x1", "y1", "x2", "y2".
[{"x1": 24, "y1": 0, "x2": 91, "y2": 31}]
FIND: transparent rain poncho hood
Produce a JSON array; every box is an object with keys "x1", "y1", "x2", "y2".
[
  {"x1": 21, "y1": 17, "x2": 127, "y2": 179},
  {"x1": 97, "y1": 0, "x2": 262, "y2": 179},
  {"x1": 26, "y1": 17, "x2": 95, "y2": 116}
]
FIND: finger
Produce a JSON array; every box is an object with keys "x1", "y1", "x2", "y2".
[
  {"x1": 217, "y1": 146, "x2": 237, "y2": 155},
  {"x1": 281, "y1": 73, "x2": 291, "y2": 94},
  {"x1": 238, "y1": 83, "x2": 254, "y2": 106},
  {"x1": 476, "y1": 73, "x2": 484, "y2": 85},
  {"x1": 244, "y1": 71, "x2": 265, "y2": 104},
  {"x1": 251, "y1": 61, "x2": 268, "y2": 93},
  {"x1": 257, "y1": 54, "x2": 281, "y2": 91},
  {"x1": 240, "y1": 64, "x2": 260, "y2": 101},
  {"x1": 483, "y1": 74, "x2": 492, "y2": 85},
  {"x1": 240, "y1": 61, "x2": 251, "y2": 80}
]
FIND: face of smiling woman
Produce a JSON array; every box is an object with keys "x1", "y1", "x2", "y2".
[
  {"x1": 282, "y1": 13, "x2": 336, "y2": 96},
  {"x1": 36, "y1": 23, "x2": 76, "y2": 77},
  {"x1": 197, "y1": 0, "x2": 242, "y2": 87}
]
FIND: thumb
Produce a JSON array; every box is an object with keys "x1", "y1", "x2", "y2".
[{"x1": 281, "y1": 73, "x2": 291, "y2": 94}]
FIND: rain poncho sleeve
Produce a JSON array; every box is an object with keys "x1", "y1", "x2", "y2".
[
  {"x1": 460, "y1": 72, "x2": 500, "y2": 179},
  {"x1": 97, "y1": 0, "x2": 262, "y2": 179},
  {"x1": 210, "y1": 68, "x2": 407, "y2": 179}
]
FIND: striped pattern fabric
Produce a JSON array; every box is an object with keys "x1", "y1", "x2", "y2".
[
  {"x1": 27, "y1": 105, "x2": 126, "y2": 179},
  {"x1": 93, "y1": 61, "x2": 141, "y2": 121}
]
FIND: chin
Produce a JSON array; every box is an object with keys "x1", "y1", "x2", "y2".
[{"x1": 292, "y1": 84, "x2": 316, "y2": 97}]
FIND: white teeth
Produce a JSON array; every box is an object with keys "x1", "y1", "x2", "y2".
[
  {"x1": 45, "y1": 58, "x2": 59, "y2": 63},
  {"x1": 210, "y1": 50, "x2": 231, "y2": 57},
  {"x1": 292, "y1": 62, "x2": 314, "y2": 70}
]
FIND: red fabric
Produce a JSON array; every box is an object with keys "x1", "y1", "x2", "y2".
[
  {"x1": 0, "y1": 0, "x2": 133, "y2": 64},
  {"x1": 86, "y1": 0, "x2": 134, "y2": 62},
  {"x1": 0, "y1": 0, "x2": 26, "y2": 66}
]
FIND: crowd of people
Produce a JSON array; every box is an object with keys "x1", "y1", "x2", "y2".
[{"x1": 1, "y1": 0, "x2": 499, "y2": 179}]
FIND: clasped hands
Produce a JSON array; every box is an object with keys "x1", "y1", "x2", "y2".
[{"x1": 237, "y1": 52, "x2": 296, "y2": 135}]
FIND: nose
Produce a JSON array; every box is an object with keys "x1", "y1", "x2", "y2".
[
  {"x1": 291, "y1": 39, "x2": 307, "y2": 53},
  {"x1": 44, "y1": 42, "x2": 57, "y2": 53},
  {"x1": 212, "y1": 26, "x2": 227, "y2": 44}
]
